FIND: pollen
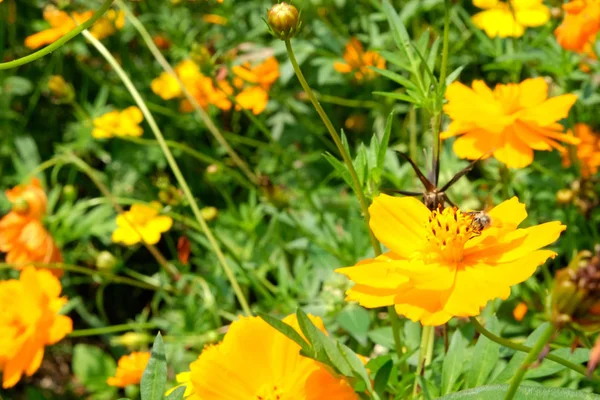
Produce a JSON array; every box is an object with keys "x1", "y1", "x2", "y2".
[
  {"x1": 256, "y1": 384, "x2": 285, "y2": 400},
  {"x1": 425, "y1": 206, "x2": 476, "y2": 263}
]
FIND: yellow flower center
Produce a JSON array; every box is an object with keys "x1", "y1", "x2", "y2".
[
  {"x1": 255, "y1": 384, "x2": 286, "y2": 400},
  {"x1": 425, "y1": 207, "x2": 477, "y2": 263}
]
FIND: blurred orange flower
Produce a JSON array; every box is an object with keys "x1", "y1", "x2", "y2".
[
  {"x1": 107, "y1": 352, "x2": 151, "y2": 387},
  {"x1": 336, "y1": 195, "x2": 565, "y2": 326},
  {"x1": 472, "y1": 0, "x2": 550, "y2": 38},
  {"x1": 92, "y1": 106, "x2": 144, "y2": 139},
  {"x1": 442, "y1": 78, "x2": 579, "y2": 168},
  {"x1": 562, "y1": 123, "x2": 600, "y2": 177},
  {"x1": 24, "y1": 7, "x2": 125, "y2": 50},
  {"x1": 0, "y1": 267, "x2": 73, "y2": 388},
  {"x1": 555, "y1": 0, "x2": 600, "y2": 53},
  {"x1": 0, "y1": 179, "x2": 63, "y2": 276},
  {"x1": 232, "y1": 57, "x2": 280, "y2": 115},
  {"x1": 513, "y1": 302, "x2": 528, "y2": 321},
  {"x1": 171, "y1": 315, "x2": 358, "y2": 399},
  {"x1": 334, "y1": 38, "x2": 385, "y2": 82}
]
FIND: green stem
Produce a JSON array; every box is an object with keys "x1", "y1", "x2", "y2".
[
  {"x1": 69, "y1": 322, "x2": 157, "y2": 338},
  {"x1": 469, "y1": 317, "x2": 600, "y2": 382},
  {"x1": 504, "y1": 324, "x2": 555, "y2": 400},
  {"x1": 284, "y1": 39, "x2": 381, "y2": 256},
  {"x1": 114, "y1": 0, "x2": 257, "y2": 185},
  {"x1": 317, "y1": 93, "x2": 379, "y2": 109},
  {"x1": 83, "y1": 30, "x2": 252, "y2": 316},
  {"x1": 0, "y1": 0, "x2": 114, "y2": 70},
  {"x1": 414, "y1": 325, "x2": 434, "y2": 398},
  {"x1": 388, "y1": 306, "x2": 407, "y2": 372}
]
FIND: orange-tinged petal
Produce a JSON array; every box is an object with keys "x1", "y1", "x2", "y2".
[
  {"x1": 453, "y1": 130, "x2": 499, "y2": 160},
  {"x1": 518, "y1": 94, "x2": 577, "y2": 127},
  {"x1": 394, "y1": 288, "x2": 453, "y2": 326},
  {"x1": 344, "y1": 285, "x2": 398, "y2": 308},
  {"x1": 334, "y1": 62, "x2": 353, "y2": 73},
  {"x1": 517, "y1": 78, "x2": 548, "y2": 108},
  {"x1": 335, "y1": 262, "x2": 410, "y2": 290},
  {"x1": 493, "y1": 132, "x2": 534, "y2": 168}
]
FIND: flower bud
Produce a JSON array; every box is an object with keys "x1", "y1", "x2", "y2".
[
  {"x1": 552, "y1": 247, "x2": 600, "y2": 331},
  {"x1": 200, "y1": 206, "x2": 218, "y2": 221},
  {"x1": 556, "y1": 189, "x2": 574, "y2": 205},
  {"x1": 96, "y1": 251, "x2": 117, "y2": 271},
  {"x1": 62, "y1": 184, "x2": 77, "y2": 202},
  {"x1": 11, "y1": 197, "x2": 30, "y2": 215},
  {"x1": 48, "y1": 75, "x2": 74, "y2": 103},
  {"x1": 111, "y1": 332, "x2": 151, "y2": 349},
  {"x1": 267, "y1": 2, "x2": 301, "y2": 40}
]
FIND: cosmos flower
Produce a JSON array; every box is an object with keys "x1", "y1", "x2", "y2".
[
  {"x1": 336, "y1": 195, "x2": 565, "y2": 326},
  {"x1": 334, "y1": 38, "x2": 386, "y2": 82},
  {"x1": 90, "y1": 10, "x2": 126, "y2": 40},
  {"x1": 107, "y1": 352, "x2": 151, "y2": 387},
  {"x1": 472, "y1": 0, "x2": 550, "y2": 38},
  {"x1": 442, "y1": 78, "x2": 579, "y2": 168},
  {"x1": 168, "y1": 315, "x2": 358, "y2": 399},
  {"x1": 555, "y1": 0, "x2": 600, "y2": 53},
  {"x1": 0, "y1": 268, "x2": 73, "y2": 388},
  {"x1": 513, "y1": 302, "x2": 528, "y2": 321},
  {"x1": 92, "y1": 106, "x2": 144, "y2": 139},
  {"x1": 0, "y1": 179, "x2": 63, "y2": 276},
  {"x1": 562, "y1": 123, "x2": 600, "y2": 177},
  {"x1": 112, "y1": 202, "x2": 173, "y2": 246},
  {"x1": 231, "y1": 56, "x2": 280, "y2": 115}
]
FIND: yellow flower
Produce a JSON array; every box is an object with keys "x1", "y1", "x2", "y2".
[
  {"x1": 562, "y1": 123, "x2": 600, "y2": 177},
  {"x1": 151, "y1": 72, "x2": 182, "y2": 100},
  {"x1": 0, "y1": 267, "x2": 73, "y2": 388},
  {"x1": 442, "y1": 78, "x2": 579, "y2": 168},
  {"x1": 107, "y1": 351, "x2": 151, "y2": 388},
  {"x1": 112, "y1": 202, "x2": 173, "y2": 246},
  {"x1": 173, "y1": 315, "x2": 358, "y2": 399},
  {"x1": 472, "y1": 0, "x2": 550, "y2": 38},
  {"x1": 165, "y1": 372, "x2": 201, "y2": 400},
  {"x1": 231, "y1": 56, "x2": 280, "y2": 115},
  {"x1": 90, "y1": 10, "x2": 126, "y2": 40},
  {"x1": 92, "y1": 106, "x2": 144, "y2": 139},
  {"x1": 336, "y1": 195, "x2": 565, "y2": 326},
  {"x1": 334, "y1": 38, "x2": 386, "y2": 82},
  {"x1": 202, "y1": 14, "x2": 227, "y2": 25}
]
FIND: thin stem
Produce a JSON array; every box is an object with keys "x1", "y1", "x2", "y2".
[
  {"x1": 65, "y1": 153, "x2": 181, "y2": 278},
  {"x1": 414, "y1": 325, "x2": 434, "y2": 398},
  {"x1": 469, "y1": 317, "x2": 600, "y2": 383},
  {"x1": 317, "y1": 93, "x2": 379, "y2": 109},
  {"x1": 284, "y1": 39, "x2": 381, "y2": 255},
  {"x1": 0, "y1": 262, "x2": 168, "y2": 292},
  {"x1": 388, "y1": 306, "x2": 407, "y2": 372},
  {"x1": 0, "y1": 0, "x2": 114, "y2": 70},
  {"x1": 504, "y1": 324, "x2": 555, "y2": 400},
  {"x1": 69, "y1": 322, "x2": 157, "y2": 338},
  {"x1": 114, "y1": 0, "x2": 258, "y2": 185},
  {"x1": 83, "y1": 30, "x2": 252, "y2": 316}
]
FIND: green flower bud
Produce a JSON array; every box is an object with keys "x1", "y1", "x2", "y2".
[
  {"x1": 62, "y1": 184, "x2": 77, "y2": 202},
  {"x1": 267, "y1": 2, "x2": 301, "y2": 40},
  {"x1": 96, "y1": 251, "x2": 117, "y2": 271},
  {"x1": 11, "y1": 197, "x2": 29, "y2": 215}
]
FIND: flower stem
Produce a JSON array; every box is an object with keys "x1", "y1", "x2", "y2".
[
  {"x1": 82, "y1": 30, "x2": 252, "y2": 316},
  {"x1": 284, "y1": 39, "x2": 381, "y2": 256},
  {"x1": 469, "y1": 317, "x2": 600, "y2": 382},
  {"x1": 413, "y1": 325, "x2": 434, "y2": 398},
  {"x1": 504, "y1": 323, "x2": 555, "y2": 400},
  {"x1": 69, "y1": 322, "x2": 157, "y2": 338},
  {"x1": 114, "y1": 0, "x2": 258, "y2": 186},
  {"x1": 0, "y1": 0, "x2": 114, "y2": 70}
]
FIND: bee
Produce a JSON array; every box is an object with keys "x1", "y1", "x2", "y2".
[{"x1": 467, "y1": 211, "x2": 492, "y2": 235}]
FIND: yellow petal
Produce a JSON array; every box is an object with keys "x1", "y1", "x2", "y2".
[
  {"x1": 493, "y1": 132, "x2": 534, "y2": 168},
  {"x1": 486, "y1": 197, "x2": 527, "y2": 229},
  {"x1": 518, "y1": 94, "x2": 577, "y2": 127},
  {"x1": 517, "y1": 77, "x2": 548, "y2": 108}
]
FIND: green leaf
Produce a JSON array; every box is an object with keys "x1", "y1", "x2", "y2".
[
  {"x1": 371, "y1": 67, "x2": 419, "y2": 92},
  {"x1": 258, "y1": 312, "x2": 310, "y2": 352},
  {"x1": 381, "y1": 0, "x2": 418, "y2": 72},
  {"x1": 373, "y1": 91, "x2": 419, "y2": 104},
  {"x1": 3, "y1": 76, "x2": 33, "y2": 96},
  {"x1": 467, "y1": 317, "x2": 500, "y2": 388},
  {"x1": 445, "y1": 65, "x2": 465, "y2": 87},
  {"x1": 338, "y1": 342, "x2": 373, "y2": 393},
  {"x1": 380, "y1": 50, "x2": 411, "y2": 71},
  {"x1": 438, "y1": 384, "x2": 600, "y2": 400},
  {"x1": 374, "y1": 359, "x2": 393, "y2": 398},
  {"x1": 377, "y1": 111, "x2": 394, "y2": 171},
  {"x1": 323, "y1": 152, "x2": 353, "y2": 188},
  {"x1": 140, "y1": 333, "x2": 167, "y2": 400},
  {"x1": 525, "y1": 348, "x2": 589, "y2": 379},
  {"x1": 336, "y1": 305, "x2": 371, "y2": 346},
  {"x1": 165, "y1": 387, "x2": 186, "y2": 400},
  {"x1": 72, "y1": 344, "x2": 117, "y2": 394},
  {"x1": 441, "y1": 330, "x2": 468, "y2": 395},
  {"x1": 355, "y1": 144, "x2": 368, "y2": 187}
]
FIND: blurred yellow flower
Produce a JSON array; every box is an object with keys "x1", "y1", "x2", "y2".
[
  {"x1": 0, "y1": 268, "x2": 73, "y2": 388},
  {"x1": 336, "y1": 195, "x2": 565, "y2": 326},
  {"x1": 472, "y1": 0, "x2": 550, "y2": 38},
  {"x1": 92, "y1": 106, "x2": 144, "y2": 139},
  {"x1": 90, "y1": 10, "x2": 126, "y2": 40},
  {"x1": 174, "y1": 314, "x2": 358, "y2": 399},
  {"x1": 47, "y1": 75, "x2": 74, "y2": 102},
  {"x1": 107, "y1": 352, "x2": 151, "y2": 387},
  {"x1": 231, "y1": 56, "x2": 280, "y2": 115},
  {"x1": 112, "y1": 202, "x2": 173, "y2": 246},
  {"x1": 334, "y1": 38, "x2": 386, "y2": 82},
  {"x1": 442, "y1": 78, "x2": 579, "y2": 168},
  {"x1": 562, "y1": 123, "x2": 600, "y2": 177},
  {"x1": 202, "y1": 14, "x2": 227, "y2": 25},
  {"x1": 555, "y1": 0, "x2": 600, "y2": 53}
]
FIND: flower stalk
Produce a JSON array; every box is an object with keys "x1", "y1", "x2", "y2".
[
  {"x1": 82, "y1": 29, "x2": 252, "y2": 316},
  {"x1": 69, "y1": 322, "x2": 157, "y2": 338}
]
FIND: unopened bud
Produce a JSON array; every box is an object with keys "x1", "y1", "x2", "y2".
[
  {"x1": 556, "y1": 189, "x2": 574, "y2": 205},
  {"x1": 207, "y1": 164, "x2": 219, "y2": 174},
  {"x1": 267, "y1": 2, "x2": 301, "y2": 40},
  {"x1": 201, "y1": 206, "x2": 218, "y2": 221},
  {"x1": 48, "y1": 75, "x2": 74, "y2": 103},
  {"x1": 96, "y1": 251, "x2": 117, "y2": 271},
  {"x1": 111, "y1": 332, "x2": 151, "y2": 349},
  {"x1": 63, "y1": 184, "x2": 77, "y2": 202}
]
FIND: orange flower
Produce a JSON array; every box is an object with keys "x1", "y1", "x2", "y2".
[
  {"x1": 555, "y1": 0, "x2": 600, "y2": 53},
  {"x1": 513, "y1": 302, "x2": 528, "y2": 321},
  {"x1": 442, "y1": 78, "x2": 579, "y2": 168},
  {"x1": 472, "y1": 0, "x2": 550, "y2": 38},
  {"x1": 202, "y1": 14, "x2": 227, "y2": 25},
  {"x1": 0, "y1": 180, "x2": 62, "y2": 276},
  {"x1": 334, "y1": 38, "x2": 386, "y2": 82},
  {"x1": 25, "y1": 8, "x2": 93, "y2": 50},
  {"x1": 0, "y1": 267, "x2": 73, "y2": 388},
  {"x1": 170, "y1": 315, "x2": 358, "y2": 399},
  {"x1": 231, "y1": 57, "x2": 280, "y2": 115},
  {"x1": 107, "y1": 352, "x2": 151, "y2": 387},
  {"x1": 562, "y1": 123, "x2": 600, "y2": 177},
  {"x1": 336, "y1": 195, "x2": 565, "y2": 326}
]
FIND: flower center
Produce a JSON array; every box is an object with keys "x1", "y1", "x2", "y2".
[
  {"x1": 255, "y1": 384, "x2": 285, "y2": 400},
  {"x1": 425, "y1": 206, "x2": 478, "y2": 263}
]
